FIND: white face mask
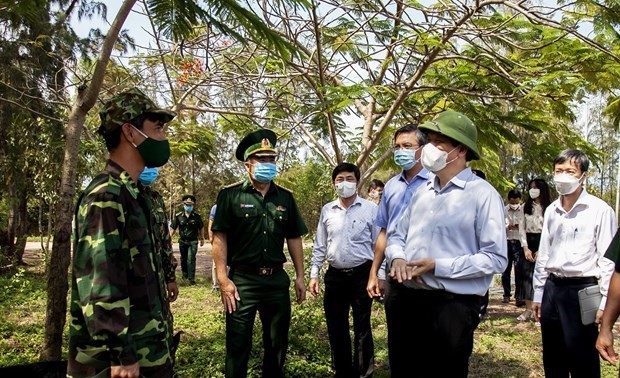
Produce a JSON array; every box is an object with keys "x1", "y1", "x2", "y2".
[
  {"x1": 509, "y1": 204, "x2": 520, "y2": 210},
  {"x1": 420, "y1": 143, "x2": 458, "y2": 173},
  {"x1": 554, "y1": 173, "x2": 584, "y2": 196},
  {"x1": 529, "y1": 188, "x2": 540, "y2": 199},
  {"x1": 335, "y1": 181, "x2": 357, "y2": 198},
  {"x1": 368, "y1": 191, "x2": 380, "y2": 199}
]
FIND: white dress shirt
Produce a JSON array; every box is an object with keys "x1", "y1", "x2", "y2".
[
  {"x1": 505, "y1": 204, "x2": 527, "y2": 246},
  {"x1": 385, "y1": 168, "x2": 508, "y2": 296},
  {"x1": 310, "y1": 195, "x2": 380, "y2": 278},
  {"x1": 533, "y1": 190, "x2": 617, "y2": 309}
]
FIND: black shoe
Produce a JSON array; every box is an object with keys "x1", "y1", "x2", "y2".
[{"x1": 502, "y1": 296, "x2": 510, "y2": 303}]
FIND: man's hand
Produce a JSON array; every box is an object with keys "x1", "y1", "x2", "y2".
[
  {"x1": 167, "y1": 282, "x2": 179, "y2": 302},
  {"x1": 294, "y1": 276, "x2": 306, "y2": 303},
  {"x1": 219, "y1": 278, "x2": 240, "y2": 313},
  {"x1": 367, "y1": 274, "x2": 384, "y2": 298},
  {"x1": 389, "y1": 259, "x2": 413, "y2": 283},
  {"x1": 406, "y1": 258, "x2": 435, "y2": 284},
  {"x1": 367, "y1": 274, "x2": 379, "y2": 298},
  {"x1": 309, "y1": 278, "x2": 320, "y2": 297},
  {"x1": 597, "y1": 326, "x2": 619, "y2": 365},
  {"x1": 111, "y1": 363, "x2": 140, "y2": 378},
  {"x1": 595, "y1": 309, "x2": 604, "y2": 325},
  {"x1": 532, "y1": 302, "x2": 542, "y2": 322}
]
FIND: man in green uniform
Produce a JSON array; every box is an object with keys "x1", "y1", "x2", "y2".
[
  {"x1": 68, "y1": 88, "x2": 177, "y2": 378},
  {"x1": 170, "y1": 194, "x2": 205, "y2": 284},
  {"x1": 211, "y1": 129, "x2": 308, "y2": 378},
  {"x1": 138, "y1": 167, "x2": 179, "y2": 328}
]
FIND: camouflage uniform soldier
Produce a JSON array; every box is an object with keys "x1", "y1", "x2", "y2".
[
  {"x1": 68, "y1": 88, "x2": 177, "y2": 378},
  {"x1": 138, "y1": 167, "x2": 179, "y2": 331}
]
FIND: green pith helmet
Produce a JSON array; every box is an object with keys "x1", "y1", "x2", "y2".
[
  {"x1": 99, "y1": 87, "x2": 176, "y2": 134},
  {"x1": 419, "y1": 110, "x2": 480, "y2": 161},
  {"x1": 235, "y1": 129, "x2": 278, "y2": 161}
]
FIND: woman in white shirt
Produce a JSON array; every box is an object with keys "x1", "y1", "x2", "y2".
[{"x1": 516, "y1": 178, "x2": 552, "y2": 321}]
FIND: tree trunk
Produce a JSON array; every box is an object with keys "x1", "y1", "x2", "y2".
[
  {"x1": 15, "y1": 189, "x2": 28, "y2": 264},
  {"x1": 41, "y1": 0, "x2": 138, "y2": 361},
  {"x1": 5, "y1": 185, "x2": 17, "y2": 263},
  {"x1": 46, "y1": 202, "x2": 53, "y2": 252}
]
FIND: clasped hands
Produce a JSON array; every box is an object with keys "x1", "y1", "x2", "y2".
[{"x1": 389, "y1": 258, "x2": 435, "y2": 284}]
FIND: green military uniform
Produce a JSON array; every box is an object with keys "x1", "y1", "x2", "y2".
[
  {"x1": 171, "y1": 198, "x2": 204, "y2": 283},
  {"x1": 141, "y1": 184, "x2": 177, "y2": 331},
  {"x1": 68, "y1": 161, "x2": 174, "y2": 377},
  {"x1": 604, "y1": 229, "x2": 620, "y2": 269},
  {"x1": 212, "y1": 129, "x2": 308, "y2": 378}
]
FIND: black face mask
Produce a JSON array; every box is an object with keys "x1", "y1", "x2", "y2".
[{"x1": 131, "y1": 126, "x2": 170, "y2": 167}]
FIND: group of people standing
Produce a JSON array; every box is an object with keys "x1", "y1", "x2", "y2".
[
  {"x1": 66, "y1": 86, "x2": 620, "y2": 378},
  {"x1": 501, "y1": 179, "x2": 552, "y2": 324}
]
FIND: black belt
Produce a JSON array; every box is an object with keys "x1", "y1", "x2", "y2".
[
  {"x1": 508, "y1": 239, "x2": 520, "y2": 244},
  {"x1": 548, "y1": 273, "x2": 597, "y2": 286},
  {"x1": 232, "y1": 264, "x2": 283, "y2": 276},
  {"x1": 329, "y1": 260, "x2": 372, "y2": 274}
]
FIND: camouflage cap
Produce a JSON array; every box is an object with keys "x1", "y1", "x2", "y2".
[
  {"x1": 99, "y1": 88, "x2": 176, "y2": 134},
  {"x1": 235, "y1": 129, "x2": 278, "y2": 161},
  {"x1": 419, "y1": 110, "x2": 480, "y2": 161}
]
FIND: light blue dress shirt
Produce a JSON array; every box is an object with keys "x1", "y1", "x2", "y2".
[
  {"x1": 311, "y1": 195, "x2": 380, "y2": 278},
  {"x1": 385, "y1": 168, "x2": 508, "y2": 296},
  {"x1": 375, "y1": 168, "x2": 429, "y2": 233}
]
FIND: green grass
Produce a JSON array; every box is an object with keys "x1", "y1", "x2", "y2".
[{"x1": 1, "y1": 259, "x2": 620, "y2": 377}]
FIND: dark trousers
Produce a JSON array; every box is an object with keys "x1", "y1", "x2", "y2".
[
  {"x1": 179, "y1": 240, "x2": 198, "y2": 281},
  {"x1": 502, "y1": 240, "x2": 521, "y2": 297},
  {"x1": 384, "y1": 278, "x2": 481, "y2": 378},
  {"x1": 540, "y1": 277, "x2": 600, "y2": 378},
  {"x1": 324, "y1": 261, "x2": 374, "y2": 378},
  {"x1": 225, "y1": 269, "x2": 291, "y2": 378}
]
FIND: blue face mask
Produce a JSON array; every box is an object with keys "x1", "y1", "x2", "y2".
[
  {"x1": 138, "y1": 167, "x2": 159, "y2": 186},
  {"x1": 184, "y1": 205, "x2": 193, "y2": 212},
  {"x1": 252, "y1": 162, "x2": 277, "y2": 183},
  {"x1": 393, "y1": 149, "x2": 418, "y2": 170}
]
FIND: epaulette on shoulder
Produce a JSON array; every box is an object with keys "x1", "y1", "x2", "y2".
[
  {"x1": 223, "y1": 180, "x2": 244, "y2": 189},
  {"x1": 275, "y1": 183, "x2": 294, "y2": 193},
  {"x1": 175, "y1": 211, "x2": 184, "y2": 217},
  {"x1": 105, "y1": 175, "x2": 122, "y2": 196}
]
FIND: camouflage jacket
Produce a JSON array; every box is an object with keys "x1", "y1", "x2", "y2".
[
  {"x1": 68, "y1": 160, "x2": 173, "y2": 377},
  {"x1": 140, "y1": 184, "x2": 177, "y2": 283}
]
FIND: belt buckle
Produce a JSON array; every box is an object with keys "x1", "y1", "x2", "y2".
[{"x1": 259, "y1": 267, "x2": 272, "y2": 276}]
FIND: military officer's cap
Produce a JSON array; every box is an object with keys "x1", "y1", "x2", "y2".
[
  {"x1": 98, "y1": 87, "x2": 177, "y2": 134},
  {"x1": 235, "y1": 129, "x2": 278, "y2": 161},
  {"x1": 182, "y1": 194, "x2": 196, "y2": 204}
]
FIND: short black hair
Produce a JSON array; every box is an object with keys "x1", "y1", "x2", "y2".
[
  {"x1": 332, "y1": 163, "x2": 360, "y2": 182},
  {"x1": 472, "y1": 169, "x2": 486, "y2": 180},
  {"x1": 508, "y1": 189, "x2": 521, "y2": 199},
  {"x1": 553, "y1": 149, "x2": 589, "y2": 172},
  {"x1": 394, "y1": 123, "x2": 427, "y2": 146},
  {"x1": 368, "y1": 179, "x2": 384, "y2": 190}
]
